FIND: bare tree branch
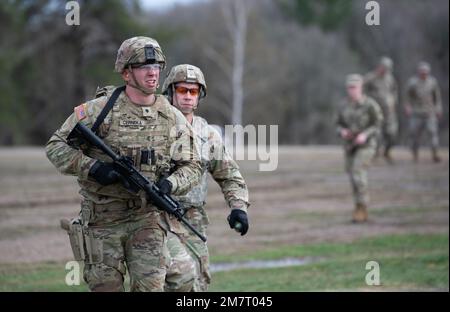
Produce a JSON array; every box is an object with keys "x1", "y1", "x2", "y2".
[{"x1": 203, "y1": 45, "x2": 233, "y2": 78}]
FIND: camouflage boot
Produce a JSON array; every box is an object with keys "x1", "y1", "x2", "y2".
[
  {"x1": 352, "y1": 203, "x2": 368, "y2": 223},
  {"x1": 432, "y1": 148, "x2": 441, "y2": 163}
]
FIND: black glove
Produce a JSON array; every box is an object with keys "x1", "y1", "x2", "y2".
[
  {"x1": 88, "y1": 160, "x2": 122, "y2": 186},
  {"x1": 156, "y1": 178, "x2": 173, "y2": 195},
  {"x1": 227, "y1": 209, "x2": 249, "y2": 236}
]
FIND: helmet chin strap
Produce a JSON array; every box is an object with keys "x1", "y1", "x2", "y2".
[{"x1": 127, "y1": 65, "x2": 155, "y2": 96}]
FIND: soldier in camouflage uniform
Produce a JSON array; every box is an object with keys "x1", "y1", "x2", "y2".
[
  {"x1": 336, "y1": 74, "x2": 383, "y2": 223},
  {"x1": 45, "y1": 37, "x2": 202, "y2": 292},
  {"x1": 405, "y1": 62, "x2": 443, "y2": 163},
  {"x1": 161, "y1": 64, "x2": 250, "y2": 291},
  {"x1": 364, "y1": 57, "x2": 399, "y2": 163}
]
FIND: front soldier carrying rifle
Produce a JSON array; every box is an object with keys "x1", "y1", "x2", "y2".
[
  {"x1": 46, "y1": 36, "x2": 202, "y2": 292},
  {"x1": 66, "y1": 122, "x2": 206, "y2": 242},
  {"x1": 341, "y1": 129, "x2": 361, "y2": 155}
]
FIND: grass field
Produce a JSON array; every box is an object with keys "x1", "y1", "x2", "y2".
[
  {"x1": 0, "y1": 146, "x2": 448, "y2": 291},
  {"x1": 0, "y1": 233, "x2": 447, "y2": 291},
  {"x1": 209, "y1": 233, "x2": 449, "y2": 291}
]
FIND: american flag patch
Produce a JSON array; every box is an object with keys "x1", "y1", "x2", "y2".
[{"x1": 74, "y1": 103, "x2": 87, "y2": 121}]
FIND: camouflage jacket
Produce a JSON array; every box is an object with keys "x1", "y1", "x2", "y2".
[
  {"x1": 364, "y1": 71, "x2": 398, "y2": 118},
  {"x1": 45, "y1": 90, "x2": 202, "y2": 207},
  {"x1": 406, "y1": 75, "x2": 443, "y2": 115},
  {"x1": 336, "y1": 95, "x2": 384, "y2": 148},
  {"x1": 175, "y1": 115, "x2": 249, "y2": 213}
]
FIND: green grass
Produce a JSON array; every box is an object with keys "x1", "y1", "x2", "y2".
[
  {"x1": 0, "y1": 262, "x2": 87, "y2": 292},
  {"x1": 211, "y1": 232, "x2": 449, "y2": 263},
  {"x1": 286, "y1": 205, "x2": 447, "y2": 223},
  {"x1": 209, "y1": 251, "x2": 448, "y2": 291},
  {"x1": 209, "y1": 233, "x2": 449, "y2": 291},
  {"x1": 0, "y1": 233, "x2": 448, "y2": 291}
]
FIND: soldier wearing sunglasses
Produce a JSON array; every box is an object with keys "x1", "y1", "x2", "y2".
[{"x1": 161, "y1": 64, "x2": 250, "y2": 292}]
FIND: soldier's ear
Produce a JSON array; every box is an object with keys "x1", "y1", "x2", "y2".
[{"x1": 122, "y1": 69, "x2": 130, "y2": 81}]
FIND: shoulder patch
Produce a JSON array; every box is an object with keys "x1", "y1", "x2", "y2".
[{"x1": 74, "y1": 103, "x2": 87, "y2": 121}]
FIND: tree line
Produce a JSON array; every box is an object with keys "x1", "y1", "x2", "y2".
[{"x1": 0, "y1": 0, "x2": 448, "y2": 145}]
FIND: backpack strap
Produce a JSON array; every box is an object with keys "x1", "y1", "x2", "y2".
[{"x1": 91, "y1": 85, "x2": 126, "y2": 134}]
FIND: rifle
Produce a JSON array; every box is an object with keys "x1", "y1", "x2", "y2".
[
  {"x1": 343, "y1": 130, "x2": 359, "y2": 155},
  {"x1": 67, "y1": 122, "x2": 207, "y2": 242}
]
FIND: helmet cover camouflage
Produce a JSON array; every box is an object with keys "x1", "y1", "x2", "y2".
[
  {"x1": 162, "y1": 64, "x2": 207, "y2": 99},
  {"x1": 346, "y1": 74, "x2": 363, "y2": 86},
  {"x1": 379, "y1": 56, "x2": 393, "y2": 70},
  {"x1": 115, "y1": 36, "x2": 166, "y2": 73},
  {"x1": 417, "y1": 61, "x2": 431, "y2": 73}
]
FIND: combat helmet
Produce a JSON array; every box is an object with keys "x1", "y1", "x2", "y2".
[
  {"x1": 115, "y1": 36, "x2": 166, "y2": 73},
  {"x1": 379, "y1": 56, "x2": 393, "y2": 71},
  {"x1": 417, "y1": 61, "x2": 431, "y2": 73},
  {"x1": 162, "y1": 64, "x2": 207, "y2": 103}
]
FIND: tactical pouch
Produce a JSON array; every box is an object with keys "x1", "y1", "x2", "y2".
[
  {"x1": 126, "y1": 144, "x2": 142, "y2": 169},
  {"x1": 82, "y1": 227, "x2": 103, "y2": 264},
  {"x1": 60, "y1": 218, "x2": 103, "y2": 264},
  {"x1": 124, "y1": 145, "x2": 159, "y2": 171},
  {"x1": 60, "y1": 218, "x2": 86, "y2": 261}
]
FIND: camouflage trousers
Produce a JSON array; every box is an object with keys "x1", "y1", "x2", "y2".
[
  {"x1": 164, "y1": 232, "x2": 196, "y2": 292},
  {"x1": 345, "y1": 145, "x2": 376, "y2": 206},
  {"x1": 409, "y1": 114, "x2": 439, "y2": 151},
  {"x1": 382, "y1": 117, "x2": 398, "y2": 148},
  {"x1": 375, "y1": 115, "x2": 398, "y2": 155},
  {"x1": 82, "y1": 212, "x2": 169, "y2": 292},
  {"x1": 165, "y1": 206, "x2": 211, "y2": 292}
]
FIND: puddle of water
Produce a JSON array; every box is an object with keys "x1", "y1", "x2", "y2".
[{"x1": 210, "y1": 257, "x2": 318, "y2": 273}]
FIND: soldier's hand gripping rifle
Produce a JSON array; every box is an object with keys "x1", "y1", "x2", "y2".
[
  {"x1": 343, "y1": 130, "x2": 359, "y2": 155},
  {"x1": 67, "y1": 122, "x2": 207, "y2": 242}
]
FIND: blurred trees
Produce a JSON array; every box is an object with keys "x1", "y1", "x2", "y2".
[
  {"x1": 344, "y1": 0, "x2": 449, "y2": 145},
  {"x1": 280, "y1": 0, "x2": 353, "y2": 31},
  {"x1": 0, "y1": 0, "x2": 448, "y2": 146},
  {"x1": 0, "y1": 0, "x2": 146, "y2": 145}
]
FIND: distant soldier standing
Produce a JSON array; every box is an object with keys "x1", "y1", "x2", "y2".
[
  {"x1": 405, "y1": 62, "x2": 443, "y2": 163},
  {"x1": 364, "y1": 57, "x2": 399, "y2": 163},
  {"x1": 161, "y1": 64, "x2": 250, "y2": 291},
  {"x1": 336, "y1": 74, "x2": 383, "y2": 223},
  {"x1": 45, "y1": 37, "x2": 202, "y2": 291}
]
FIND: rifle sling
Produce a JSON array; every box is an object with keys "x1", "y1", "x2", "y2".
[{"x1": 91, "y1": 85, "x2": 126, "y2": 134}]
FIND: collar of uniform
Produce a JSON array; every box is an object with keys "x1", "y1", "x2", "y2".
[
  {"x1": 418, "y1": 76, "x2": 431, "y2": 84},
  {"x1": 149, "y1": 95, "x2": 173, "y2": 120},
  {"x1": 349, "y1": 95, "x2": 366, "y2": 106},
  {"x1": 151, "y1": 95, "x2": 171, "y2": 114},
  {"x1": 358, "y1": 95, "x2": 367, "y2": 105},
  {"x1": 120, "y1": 92, "x2": 160, "y2": 119}
]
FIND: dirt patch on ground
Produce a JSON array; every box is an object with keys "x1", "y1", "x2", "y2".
[{"x1": 0, "y1": 146, "x2": 448, "y2": 263}]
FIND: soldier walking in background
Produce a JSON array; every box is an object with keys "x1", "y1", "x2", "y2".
[
  {"x1": 405, "y1": 61, "x2": 443, "y2": 163},
  {"x1": 364, "y1": 57, "x2": 399, "y2": 164},
  {"x1": 336, "y1": 74, "x2": 383, "y2": 223}
]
